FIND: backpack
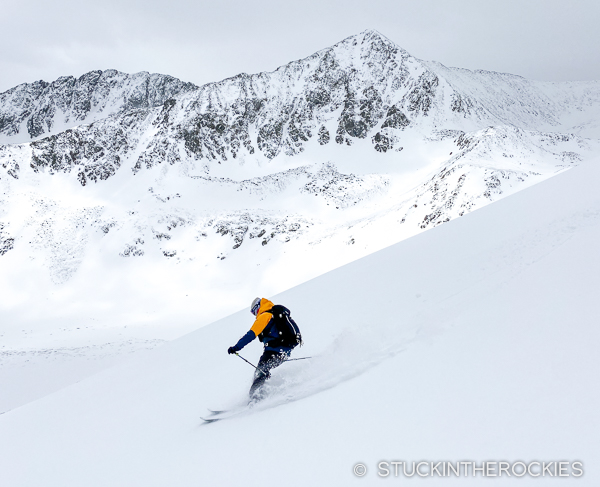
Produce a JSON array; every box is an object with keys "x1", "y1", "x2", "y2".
[{"x1": 258, "y1": 305, "x2": 302, "y2": 349}]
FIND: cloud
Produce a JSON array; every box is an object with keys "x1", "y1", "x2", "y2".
[{"x1": 1, "y1": 0, "x2": 599, "y2": 92}]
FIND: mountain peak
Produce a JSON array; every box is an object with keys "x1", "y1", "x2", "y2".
[
  {"x1": 326, "y1": 29, "x2": 409, "y2": 61},
  {"x1": 335, "y1": 29, "x2": 399, "y2": 49},
  {"x1": 360, "y1": 29, "x2": 394, "y2": 44}
]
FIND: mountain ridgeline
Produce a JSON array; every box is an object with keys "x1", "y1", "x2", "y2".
[
  {"x1": 1, "y1": 30, "x2": 597, "y2": 185},
  {"x1": 0, "y1": 70, "x2": 197, "y2": 142}
]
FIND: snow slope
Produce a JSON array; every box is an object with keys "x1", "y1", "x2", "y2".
[{"x1": 0, "y1": 153, "x2": 597, "y2": 485}]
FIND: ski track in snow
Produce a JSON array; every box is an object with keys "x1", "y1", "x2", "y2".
[{"x1": 209, "y1": 330, "x2": 413, "y2": 419}]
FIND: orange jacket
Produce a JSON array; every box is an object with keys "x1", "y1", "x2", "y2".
[{"x1": 249, "y1": 298, "x2": 275, "y2": 338}]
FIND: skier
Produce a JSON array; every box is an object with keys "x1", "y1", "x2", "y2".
[{"x1": 228, "y1": 297, "x2": 302, "y2": 402}]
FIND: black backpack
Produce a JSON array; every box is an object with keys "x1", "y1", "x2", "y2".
[{"x1": 258, "y1": 305, "x2": 302, "y2": 349}]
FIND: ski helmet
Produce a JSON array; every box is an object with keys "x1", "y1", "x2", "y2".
[{"x1": 250, "y1": 297, "x2": 262, "y2": 316}]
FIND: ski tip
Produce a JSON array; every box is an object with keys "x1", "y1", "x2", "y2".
[{"x1": 200, "y1": 417, "x2": 221, "y2": 425}]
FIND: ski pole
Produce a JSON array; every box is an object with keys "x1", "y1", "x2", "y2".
[
  {"x1": 234, "y1": 352, "x2": 258, "y2": 370},
  {"x1": 285, "y1": 356, "x2": 312, "y2": 362}
]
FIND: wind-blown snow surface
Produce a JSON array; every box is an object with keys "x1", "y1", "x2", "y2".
[{"x1": 0, "y1": 154, "x2": 598, "y2": 486}]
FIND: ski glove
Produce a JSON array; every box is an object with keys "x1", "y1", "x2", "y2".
[{"x1": 228, "y1": 346, "x2": 238, "y2": 354}]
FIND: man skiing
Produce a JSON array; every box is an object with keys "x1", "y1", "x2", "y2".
[{"x1": 228, "y1": 297, "x2": 302, "y2": 401}]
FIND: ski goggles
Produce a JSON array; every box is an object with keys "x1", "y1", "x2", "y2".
[{"x1": 251, "y1": 300, "x2": 261, "y2": 316}]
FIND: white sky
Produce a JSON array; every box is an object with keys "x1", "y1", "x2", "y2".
[{"x1": 1, "y1": 0, "x2": 599, "y2": 93}]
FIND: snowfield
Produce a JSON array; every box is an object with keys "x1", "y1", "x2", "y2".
[{"x1": 0, "y1": 153, "x2": 598, "y2": 486}]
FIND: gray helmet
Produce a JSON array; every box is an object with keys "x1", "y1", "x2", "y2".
[{"x1": 250, "y1": 297, "x2": 262, "y2": 316}]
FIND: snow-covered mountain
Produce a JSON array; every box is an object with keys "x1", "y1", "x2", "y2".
[
  {"x1": 0, "y1": 69, "x2": 197, "y2": 144},
  {"x1": 1, "y1": 30, "x2": 599, "y2": 380},
  {"x1": 1, "y1": 147, "x2": 598, "y2": 487}
]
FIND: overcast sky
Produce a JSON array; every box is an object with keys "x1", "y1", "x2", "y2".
[{"x1": 1, "y1": 0, "x2": 599, "y2": 93}]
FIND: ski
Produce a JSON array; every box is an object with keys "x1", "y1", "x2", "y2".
[
  {"x1": 201, "y1": 407, "x2": 247, "y2": 424},
  {"x1": 201, "y1": 416, "x2": 224, "y2": 424},
  {"x1": 201, "y1": 417, "x2": 217, "y2": 424}
]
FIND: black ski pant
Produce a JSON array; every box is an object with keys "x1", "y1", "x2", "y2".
[{"x1": 249, "y1": 349, "x2": 290, "y2": 400}]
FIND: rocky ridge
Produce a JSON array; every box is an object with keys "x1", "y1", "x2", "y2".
[
  {"x1": 0, "y1": 70, "x2": 197, "y2": 144},
  {"x1": 1, "y1": 31, "x2": 597, "y2": 185}
]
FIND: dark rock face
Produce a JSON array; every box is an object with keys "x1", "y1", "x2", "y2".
[
  {"x1": 211, "y1": 212, "x2": 312, "y2": 249},
  {"x1": 335, "y1": 87, "x2": 383, "y2": 143},
  {"x1": 0, "y1": 223, "x2": 13, "y2": 256},
  {"x1": 450, "y1": 93, "x2": 474, "y2": 116},
  {"x1": 29, "y1": 109, "x2": 150, "y2": 185},
  {"x1": 372, "y1": 131, "x2": 392, "y2": 152},
  {"x1": 0, "y1": 70, "x2": 197, "y2": 141},
  {"x1": 0, "y1": 145, "x2": 20, "y2": 179},
  {"x1": 406, "y1": 72, "x2": 439, "y2": 116},
  {"x1": 381, "y1": 105, "x2": 410, "y2": 130},
  {"x1": 318, "y1": 126, "x2": 330, "y2": 145}
]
